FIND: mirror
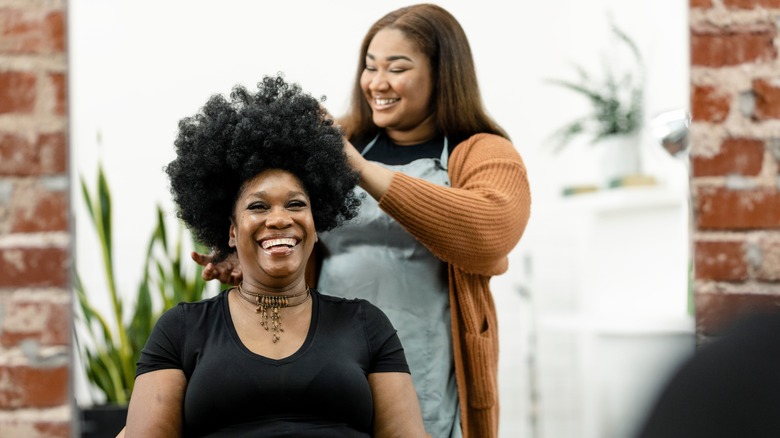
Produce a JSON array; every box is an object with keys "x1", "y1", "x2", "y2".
[{"x1": 651, "y1": 108, "x2": 691, "y2": 158}]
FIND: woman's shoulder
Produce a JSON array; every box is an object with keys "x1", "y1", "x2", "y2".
[
  {"x1": 181, "y1": 289, "x2": 225, "y2": 305},
  {"x1": 455, "y1": 132, "x2": 513, "y2": 148},
  {"x1": 315, "y1": 291, "x2": 395, "y2": 334},
  {"x1": 316, "y1": 289, "x2": 370, "y2": 307},
  {"x1": 167, "y1": 289, "x2": 226, "y2": 317},
  {"x1": 315, "y1": 290, "x2": 386, "y2": 317},
  {"x1": 451, "y1": 132, "x2": 521, "y2": 163}
]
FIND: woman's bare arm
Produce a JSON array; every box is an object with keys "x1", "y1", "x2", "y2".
[
  {"x1": 369, "y1": 372, "x2": 427, "y2": 438},
  {"x1": 124, "y1": 369, "x2": 187, "y2": 437}
]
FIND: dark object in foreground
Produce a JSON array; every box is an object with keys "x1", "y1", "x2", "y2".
[{"x1": 637, "y1": 312, "x2": 780, "y2": 438}]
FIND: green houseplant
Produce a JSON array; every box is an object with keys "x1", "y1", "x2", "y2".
[
  {"x1": 75, "y1": 163, "x2": 215, "y2": 434},
  {"x1": 546, "y1": 21, "x2": 644, "y2": 153}
]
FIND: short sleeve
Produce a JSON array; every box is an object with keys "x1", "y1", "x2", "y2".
[
  {"x1": 135, "y1": 304, "x2": 184, "y2": 377},
  {"x1": 362, "y1": 302, "x2": 410, "y2": 374}
]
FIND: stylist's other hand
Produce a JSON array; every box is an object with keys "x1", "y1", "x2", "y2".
[
  {"x1": 343, "y1": 138, "x2": 366, "y2": 173},
  {"x1": 191, "y1": 251, "x2": 242, "y2": 285},
  {"x1": 342, "y1": 136, "x2": 393, "y2": 200}
]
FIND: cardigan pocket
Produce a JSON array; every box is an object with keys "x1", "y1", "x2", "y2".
[{"x1": 463, "y1": 330, "x2": 499, "y2": 409}]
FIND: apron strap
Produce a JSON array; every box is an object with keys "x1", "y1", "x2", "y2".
[
  {"x1": 360, "y1": 134, "x2": 381, "y2": 156},
  {"x1": 440, "y1": 136, "x2": 450, "y2": 170}
]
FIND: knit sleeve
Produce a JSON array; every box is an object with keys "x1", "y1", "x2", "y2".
[{"x1": 378, "y1": 133, "x2": 531, "y2": 275}]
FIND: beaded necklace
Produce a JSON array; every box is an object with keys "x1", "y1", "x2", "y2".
[{"x1": 236, "y1": 282, "x2": 310, "y2": 343}]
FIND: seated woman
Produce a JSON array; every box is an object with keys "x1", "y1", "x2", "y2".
[{"x1": 121, "y1": 75, "x2": 427, "y2": 437}]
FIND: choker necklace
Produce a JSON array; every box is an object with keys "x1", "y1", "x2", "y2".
[{"x1": 236, "y1": 282, "x2": 310, "y2": 343}]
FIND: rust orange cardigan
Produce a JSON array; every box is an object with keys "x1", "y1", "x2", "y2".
[{"x1": 378, "y1": 133, "x2": 531, "y2": 438}]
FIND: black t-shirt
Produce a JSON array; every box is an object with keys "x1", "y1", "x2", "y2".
[
  {"x1": 136, "y1": 289, "x2": 409, "y2": 437},
  {"x1": 353, "y1": 131, "x2": 466, "y2": 165}
]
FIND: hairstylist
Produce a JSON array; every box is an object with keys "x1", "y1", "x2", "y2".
[{"x1": 195, "y1": 5, "x2": 531, "y2": 437}]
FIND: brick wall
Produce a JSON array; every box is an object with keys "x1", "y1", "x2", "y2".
[
  {"x1": 0, "y1": 0, "x2": 71, "y2": 436},
  {"x1": 690, "y1": 0, "x2": 780, "y2": 338}
]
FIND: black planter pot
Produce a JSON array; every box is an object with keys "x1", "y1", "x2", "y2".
[{"x1": 79, "y1": 404, "x2": 128, "y2": 438}]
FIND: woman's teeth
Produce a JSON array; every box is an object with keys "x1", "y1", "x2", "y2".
[
  {"x1": 261, "y1": 238, "x2": 296, "y2": 249},
  {"x1": 375, "y1": 98, "x2": 399, "y2": 106}
]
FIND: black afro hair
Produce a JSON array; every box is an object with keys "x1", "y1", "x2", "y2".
[{"x1": 165, "y1": 74, "x2": 361, "y2": 261}]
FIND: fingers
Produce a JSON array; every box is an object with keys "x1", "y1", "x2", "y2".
[
  {"x1": 342, "y1": 139, "x2": 365, "y2": 173},
  {"x1": 200, "y1": 262, "x2": 241, "y2": 285},
  {"x1": 194, "y1": 250, "x2": 243, "y2": 284},
  {"x1": 217, "y1": 269, "x2": 234, "y2": 285},
  {"x1": 194, "y1": 251, "x2": 222, "y2": 282},
  {"x1": 191, "y1": 251, "x2": 212, "y2": 266},
  {"x1": 319, "y1": 104, "x2": 334, "y2": 121},
  {"x1": 201, "y1": 263, "x2": 217, "y2": 281}
]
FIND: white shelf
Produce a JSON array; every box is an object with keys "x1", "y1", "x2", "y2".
[{"x1": 555, "y1": 185, "x2": 686, "y2": 213}]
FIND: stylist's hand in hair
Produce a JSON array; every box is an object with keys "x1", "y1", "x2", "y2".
[{"x1": 191, "y1": 251, "x2": 242, "y2": 285}]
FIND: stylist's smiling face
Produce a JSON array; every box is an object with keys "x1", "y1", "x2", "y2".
[
  {"x1": 361, "y1": 28, "x2": 434, "y2": 140},
  {"x1": 230, "y1": 169, "x2": 315, "y2": 289}
]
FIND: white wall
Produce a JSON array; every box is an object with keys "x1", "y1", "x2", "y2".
[{"x1": 69, "y1": 0, "x2": 690, "y2": 434}]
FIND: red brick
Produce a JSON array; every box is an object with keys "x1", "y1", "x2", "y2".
[
  {"x1": 696, "y1": 186, "x2": 780, "y2": 229},
  {"x1": 0, "y1": 133, "x2": 29, "y2": 170},
  {"x1": 34, "y1": 421, "x2": 70, "y2": 438},
  {"x1": 691, "y1": 28, "x2": 777, "y2": 67},
  {"x1": 691, "y1": 0, "x2": 713, "y2": 6},
  {"x1": 44, "y1": 11, "x2": 65, "y2": 53},
  {"x1": 753, "y1": 78, "x2": 780, "y2": 120},
  {"x1": 695, "y1": 240, "x2": 749, "y2": 281},
  {"x1": 0, "y1": 247, "x2": 69, "y2": 288},
  {"x1": 11, "y1": 189, "x2": 68, "y2": 232},
  {"x1": 0, "y1": 71, "x2": 36, "y2": 114},
  {"x1": 692, "y1": 85, "x2": 730, "y2": 123},
  {"x1": 48, "y1": 72, "x2": 66, "y2": 116},
  {"x1": 0, "y1": 9, "x2": 65, "y2": 54},
  {"x1": 0, "y1": 420, "x2": 70, "y2": 437},
  {"x1": 36, "y1": 132, "x2": 68, "y2": 174},
  {"x1": 723, "y1": 0, "x2": 780, "y2": 8},
  {"x1": 0, "y1": 365, "x2": 68, "y2": 408},
  {"x1": 1, "y1": 299, "x2": 70, "y2": 346},
  {"x1": 691, "y1": 138, "x2": 764, "y2": 176},
  {"x1": 696, "y1": 291, "x2": 780, "y2": 335},
  {"x1": 757, "y1": 235, "x2": 780, "y2": 281},
  {"x1": 0, "y1": 132, "x2": 67, "y2": 176}
]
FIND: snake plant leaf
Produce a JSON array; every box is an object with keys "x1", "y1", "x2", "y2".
[
  {"x1": 80, "y1": 177, "x2": 96, "y2": 230},
  {"x1": 155, "y1": 205, "x2": 168, "y2": 254},
  {"x1": 96, "y1": 166, "x2": 113, "y2": 269},
  {"x1": 154, "y1": 260, "x2": 173, "y2": 310},
  {"x1": 128, "y1": 280, "x2": 154, "y2": 364}
]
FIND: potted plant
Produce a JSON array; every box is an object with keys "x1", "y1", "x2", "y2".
[
  {"x1": 74, "y1": 163, "x2": 215, "y2": 437},
  {"x1": 546, "y1": 20, "x2": 647, "y2": 188}
]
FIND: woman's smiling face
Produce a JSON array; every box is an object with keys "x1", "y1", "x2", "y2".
[
  {"x1": 361, "y1": 27, "x2": 435, "y2": 144},
  {"x1": 229, "y1": 169, "x2": 316, "y2": 290}
]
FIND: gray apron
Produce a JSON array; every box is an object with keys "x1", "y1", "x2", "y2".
[{"x1": 318, "y1": 135, "x2": 462, "y2": 438}]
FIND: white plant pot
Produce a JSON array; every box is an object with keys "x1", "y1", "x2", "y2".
[{"x1": 599, "y1": 133, "x2": 642, "y2": 184}]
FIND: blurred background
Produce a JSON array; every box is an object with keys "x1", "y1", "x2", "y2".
[{"x1": 69, "y1": 1, "x2": 691, "y2": 437}]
